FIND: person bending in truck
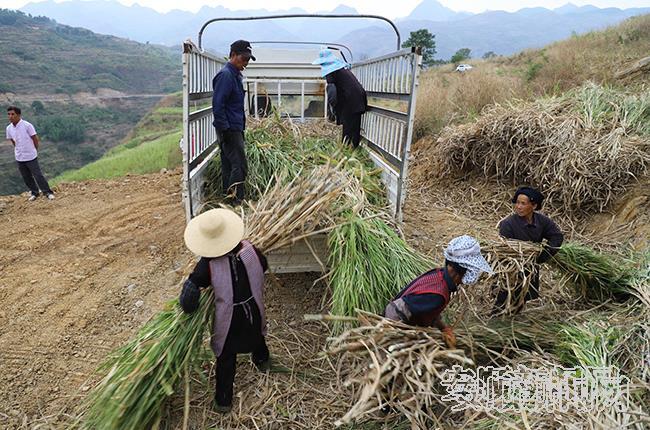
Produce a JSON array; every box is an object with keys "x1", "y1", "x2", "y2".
[
  {"x1": 384, "y1": 235, "x2": 493, "y2": 349},
  {"x1": 312, "y1": 48, "x2": 368, "y2": 148},
  {"x1": 179, "y1": 208, "x2": 271, "y2": 413}
]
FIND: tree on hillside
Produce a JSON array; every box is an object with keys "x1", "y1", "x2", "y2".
[
  {"x1": 483, "y1": 51, "x2": 497, "y2": 59},
  {"x1": 451, "y1": 48, "x2": 471, "y2": 64},
  {"x1": 402, "y1": 29, "x2": 437, "y2": 67},
  {"x1": 39, "y1": 116, "x2": 85, "y2": 144},
  {"x1": 31, "y1": 100, "x2": 45, "y2": 115}
]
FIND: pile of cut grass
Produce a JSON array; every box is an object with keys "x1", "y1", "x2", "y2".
[
  {"x1": 204, "y1": 116, "x2": 385, "y2": 207},
  {"x1": 324, "y1": 311, "x2": 473, "y2": 428},
  {"x1": 428, "y1": 82, "x2": 650, "y2": 213}
]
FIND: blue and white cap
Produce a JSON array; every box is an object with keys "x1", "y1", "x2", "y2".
[
  {"x1": 312, "y1": 48, "x2": 348, "y2": 77},
  {"x1": 444, "y1": 235, "x2": 494, "y2": 285}
]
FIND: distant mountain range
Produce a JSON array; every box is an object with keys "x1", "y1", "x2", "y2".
[{"x1": 19, "y1": 0, "x2": 650, "y2": 59}]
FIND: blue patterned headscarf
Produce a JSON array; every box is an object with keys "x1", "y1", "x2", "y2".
[{"x1": 444, "y1": 235, "x2": 494, "y2": 285}]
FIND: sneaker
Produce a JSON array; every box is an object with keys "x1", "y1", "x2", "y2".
[
  {"x1": 46, "y1": 193, "x2": 55, "y2": 200},
  {"x1": 28, "y1": 194, "x2": 38, "y2": 201}
]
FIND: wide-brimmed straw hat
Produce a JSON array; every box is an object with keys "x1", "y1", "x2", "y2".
[{"x1": 183, "y1": 209, "x2": 245, "y2": 258}]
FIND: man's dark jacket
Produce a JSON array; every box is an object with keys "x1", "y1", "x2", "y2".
[
  {"x1": 326, "y1": 68, "x2": 367, "y2": 124},
  {"x1": 212, "y1": 62, "x2": 246, "y2": 132}
]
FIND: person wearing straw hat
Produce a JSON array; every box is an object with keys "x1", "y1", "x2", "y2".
[
  {"x1": 384, "y1": 235, "x2": 493, "y2": 349},
  {"x1": 179, "y1": 208, "x2": 270, "y2": 413},
  {"x1": 212, "y1": 40, "x2": 256, "y2": 204},
  {"x1": 491, "y1": 186, "x2": 564, "y2": 316},
  {"x1": 312, "y1": 48, "x2": 368, "y2": 148}
]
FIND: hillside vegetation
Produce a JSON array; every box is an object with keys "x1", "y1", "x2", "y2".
[
  {"x1": 415, "y1": 14, "x2": 650, "y2": 138},
  {"x1": 0, "y1": 9, "x2": 181, "y2": 195},
  {"x1": 0, "y1": 97, "x2": 162, "y2": 195},
  {"x1": 52, "y1": 94, "x2": 182, "y2": 183},
  {"x1": 0, "y1": 9, "x2": 179, "y2": 95}
]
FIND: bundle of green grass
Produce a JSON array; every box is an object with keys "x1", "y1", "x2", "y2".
[
  {"x1": 79, "y1": 293, "x2": 213, "y2": 429},
  {"x1": 552, "y1": 242, "x2": 639, "y2": 302},
  {"x1": 204, "y1": 115, "x2": 385, "y2": 207},
  {"x1": 328, "y1": 214, "x2": 433, "y2": 322}
]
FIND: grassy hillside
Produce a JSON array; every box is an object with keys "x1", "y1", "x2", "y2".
[
  {"x1": 0, "y1": 9, "x2": 179, "y2": 95},
  {"x1": 415, "y1": 14, "x2": 650, "y2": 138},
  {"x1": 0, "y1": 9, "x2": 181, "y2": 195},
  {"x1": 0, "y1": 97, "x2": 162, "y2": 195},
  {"x1": 52, "y1": 94, "x2": 182, "y2": 184}
]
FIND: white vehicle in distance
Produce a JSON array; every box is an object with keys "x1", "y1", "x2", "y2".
[{"x1": 455, "y1": 64, "x2": 473, "y2": 72}]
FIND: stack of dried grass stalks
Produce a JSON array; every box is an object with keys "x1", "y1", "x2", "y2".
[
  {"x1": 323, "y1": 240, "x2": 649, "y2": 428},
  {"x1": 320, "y1": 311, "x2": 473, "y2": 429},
  {"x1": 430, "y1": 82, "x2": 650, "y2": 213},
  {"x1": 481, "y1": 237, "x2": 543, "y2": 316}
]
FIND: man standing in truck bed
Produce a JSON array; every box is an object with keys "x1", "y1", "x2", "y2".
[{"x1": 212, "y1": 40, "x2": 255, "y2": 204}]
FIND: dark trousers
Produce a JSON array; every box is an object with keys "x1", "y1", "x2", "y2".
[
  {"x1": 341, "y1": 112, "x2": 362, "y2": 148},
  {"x1": 215, "y1": 338, "x2": 269, "y2": 407},
  {"x1": 219, "y1": 130, "x2": 247, "y2": 203},
  {"x1": 491, "y1": 266, "x2": 540, "y2": 316},
  {"x1": 17, "y1": 158, "x2": 52, "y2": 196}
]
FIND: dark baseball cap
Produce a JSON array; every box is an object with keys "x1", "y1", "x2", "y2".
[{"x1": 230, "y1": 40, "x2": 256, "y2": 61}]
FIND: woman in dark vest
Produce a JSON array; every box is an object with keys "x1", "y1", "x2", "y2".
[
  {"x1": 312, "y1": 48, "x2": 368, "y2": 148},
  {"x1": 179, "y1": 208, "x2": 270, "y2": 413},
  {"x1": 491, "y1": 186, "x2": 564, "y2": 316},
  {"x1": 384, "y1": 235, "x2": 493, "y2": 348}
]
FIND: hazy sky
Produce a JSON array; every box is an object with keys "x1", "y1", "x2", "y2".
[{"x1": 2, "y1": 0, "x2": 649, "y2": 18}]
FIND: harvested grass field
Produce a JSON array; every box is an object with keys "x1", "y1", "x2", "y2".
[{"x1": 414, "y1": 14, "x2": 650, "y2": 139}]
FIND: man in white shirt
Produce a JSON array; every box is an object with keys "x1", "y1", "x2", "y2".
[{"x1": 6, "y1": 106, "x2": 54, "y2": 201}]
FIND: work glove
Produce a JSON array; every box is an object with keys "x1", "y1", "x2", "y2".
[
  {"x1": 179, "y1": 279, "x2": 201, "y2": 314},
  {"x1": 441, "y1": 326, "x2": 456, "y2": 349}
]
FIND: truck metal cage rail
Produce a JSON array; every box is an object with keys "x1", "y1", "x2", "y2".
[{"x1": 182, "y1": 15, "x2": 421, "y2": 230}]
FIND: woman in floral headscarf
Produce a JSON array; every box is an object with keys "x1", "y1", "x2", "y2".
[{"x1": 384, "y1": 235, "x2": 493, "y2": 348}]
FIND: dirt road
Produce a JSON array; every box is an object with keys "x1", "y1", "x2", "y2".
[
  {"x1": 0, "y1": 170, "x2": 338, "y2": 430},
  {"x1": 0, "y1": 171, "x2": 189, "y2": 428}
]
